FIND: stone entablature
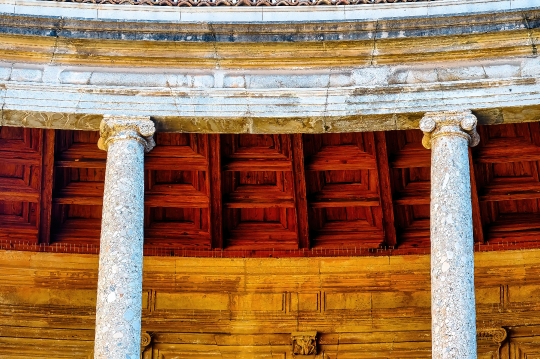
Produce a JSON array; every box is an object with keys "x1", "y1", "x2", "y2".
[{"x1": 0, "y1": 5, "x2": 538, "y2": 134}]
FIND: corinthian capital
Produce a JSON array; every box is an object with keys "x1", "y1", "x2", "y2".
[
  {"x1": 97, "y1": 115, "x2": 156, "y2": 152},
  {"x1": 419, "y1": 110, "x2": 480, "y2": 149}
]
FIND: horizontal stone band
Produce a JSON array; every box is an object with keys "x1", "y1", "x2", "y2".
[{"x1": 51, "y1": 0, "x2": 433, "y2": 6}]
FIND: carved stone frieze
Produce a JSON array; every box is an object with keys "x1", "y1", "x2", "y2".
[{"x1": 292, "y1": 332, "x2": 318, "y2": 355}]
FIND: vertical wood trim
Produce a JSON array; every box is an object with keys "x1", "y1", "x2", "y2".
[
  {"x1": 39, "y1": 129, "x2": 55, "y2": 244},
  {"x1": 292, "y1": 134, "x2": 310, "y2": 249},
  {"x1": 209, "y1": 134, "x2": 223, "y2": 249},
  {"x1": 374, "y1": 132, "x2": 397, "y2": 248},
  {"x1": 469, "y1": 149, "x2": 485, "y2": 244}
]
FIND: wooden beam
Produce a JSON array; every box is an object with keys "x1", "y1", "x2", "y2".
[
  {"x1": 469, "y1": 149, "x2": 485, "y2": 244},
  {"x1": 374, "y1": 132, "x2": 397, "y2": 248},
  {"x1": 222, "y1": 161, "x2": 292, "y2": 172},
  {"x1": 39, "y1": 129, "x2": 55, "y2": 245},
  {"x1": 292, "y1": 134, "x2": 310, "y2": 249},
  {"x1": 209, "y1": 134, "x2": 223, "y2": 249}
]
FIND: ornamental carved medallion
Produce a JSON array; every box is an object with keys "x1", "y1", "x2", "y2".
[{"x1": 292, "y1": 332, "x2": 318, "y2": 355}]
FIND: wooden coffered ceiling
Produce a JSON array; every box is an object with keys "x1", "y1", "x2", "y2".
[{"x1": 1, "y1": 122, "x2": 540, "y2": 257}]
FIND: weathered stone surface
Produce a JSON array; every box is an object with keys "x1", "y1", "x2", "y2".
[
  {"x1": 420, "y1": 110, "x2": 478, "y2": 359},
  {"x1": 1, "y1": 110, "x2": 102, "y2": 130},
  {"x1": 3, "y1": 249, "x2": 540, "y2": 357},
  {"x1": 251, "y1": 117, "x2": 324, "y2": 134},
  {"x1": 94, "y1": 116, "x2": 155, "y2": 359}
]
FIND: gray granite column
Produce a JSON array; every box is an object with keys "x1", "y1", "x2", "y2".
[
  {"x1": 94, "y1": 115, "x2": 155, "y2": 359},
  {"x1": 420, "y1": 110, "x2": 480, "y2": 359}
]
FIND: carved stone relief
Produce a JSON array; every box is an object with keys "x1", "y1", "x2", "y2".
[{"x1": 292, "y1": 332, "x2": 318, "y2": 355}]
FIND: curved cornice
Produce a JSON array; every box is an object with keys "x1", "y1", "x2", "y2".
[{"x1": 0, "y1": 5, "x2": 537, "y2": 68}]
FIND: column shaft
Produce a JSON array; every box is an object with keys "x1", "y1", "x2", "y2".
[
  {"x1": 94, "y1": 116, "x2": 155, "y2": 359},
  {"x1": 421, "y1": 111, "x2": 479, "y2": 359}
]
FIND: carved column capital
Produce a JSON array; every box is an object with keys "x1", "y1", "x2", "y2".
[
  {"x1": 97, "y1": 115, "x2": 155, "y2": 152},
  {"x1": 419, "y1": 110, "x2": 480, "y2": 149},
  {"x1": 477, "y1": 327, "x2": 508, "y2": 344}
]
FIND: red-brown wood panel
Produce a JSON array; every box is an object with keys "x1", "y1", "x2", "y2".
[
  {"x1": 473, "y1": 123, "x2": 540, "y2": 248},
  {"x1": 303, "y1": 133, "x2": 384, "y2": 249},
  {"x1": 4, "y1": 124, "x2": 540, "y2": 256},
  {"x1": 0, "y1": 127, "x2": 43, "y2": 243},
  {"x1": 386, "y1": 130, "x2": 431, "y2": 250},
  {"x1": 221, "y1": 134, "x2": 299, "y2": 250}
]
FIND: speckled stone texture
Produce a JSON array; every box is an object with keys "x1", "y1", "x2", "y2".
[
  {"x1": 420, "y1": 110, "x2": 479, "y2": 359},
  {"x1": 94, "y1": 115, "x2": 155, "y2": 359}
]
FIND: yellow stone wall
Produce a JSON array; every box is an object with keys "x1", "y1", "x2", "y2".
[{"x1": 1, "y1": 250, "x2": 540, "y2": 357}]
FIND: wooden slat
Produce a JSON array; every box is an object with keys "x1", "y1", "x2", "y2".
[
  {"x1": 393, "y1": 182, "x2": 431, "y2": 206},
  {"x1": 209, "y1": 135, "x2": 223, "y2": 249},
  {"x1": 56, "y1": 157, "x2": 208, "y2": 171},
  {"x1": 390, "y1": 150, "x2": 431, "y2": 169},
  {"x1": 310, "y1": 198, "x2": 380, "y2": 208},
  {"x1": 144, "y1": 158, "x2": 208, "y2": 171},
  {"x1": 310, "y1": 183, "x2": 380, "y2": 208},
  {"x1": 145, "y1": 194, "x2": 209, "y2": 208},
  {"x1": 374, "y1": 132, "x2": 397, "y2": 247},
  {"x1": 0, "y1": 155, "x2": 41, "y2": 165},
  {"x1": 54, "y1": 193, "x2": 208, "y2": 208},
  {"x1": 306, "y1": 146, "x2": 377, "y2": 171},
  {"x1": 0, "y1": 190, "x2": 40, "y2": 202},
  {"x1": 469, "y1": 149, "x2": 485, "y2": 244},
  {"x1": 224, "y1": 198, "x2": 295, "y2": 209},
  {"x1": 292, "y1": 134, "x2": 310, "y2": 249},
  {"x1": 475, "y1": 140, "x2": 540, "y2": 163},
  {"x1": 480, "y1": 180, "x2": 540, "y2": 201},
  {"x1": 38, "y1": 130, "x2": 55, "y2": 244},
  {"x1": 223, "y1": 160, "x2": 292, "y2": 172}
]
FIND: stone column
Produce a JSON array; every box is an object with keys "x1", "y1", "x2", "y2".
[
  {"x1": 420, "y1": 110, "x2": 480, "y2": 359},
  {"x1": 94, "y1": 115, "x2": 155, "y2": 359}
]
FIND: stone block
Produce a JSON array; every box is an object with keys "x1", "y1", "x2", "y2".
[
  {"x1": 2, "y1": 110, "x2": 101, "y2": 130},
  {"x1": 155, "y1": 292, "x2": 229, "y2": 311},
  {"x1": 231, "y1": 293, "x2": 285, "y2": 312},
  {"x1": 223, "y1": 75, "x2": 246, "y2": 89},
  {"x1": 89, "y1": 71, "x2": 169, "y2": 87},
  {"x1": 59, "y1": 70, "x2": 93, "y2": 85},
  {"x1": 325, "y1": 292, "x2": 371, "y2": 311},
  {"x1": 350, "y1": 67, "x2": 390, "y2": 86},
  {"x1": 372, "y1": 291, "x2": 430, "y2": 309},
  {"x1": 246, "y1": 74, "x2": 329, "y2": 89},
  {"x1": 508, "y1": 284, "x2": 540, "y2": 303},
  {"x1": 0, "y1": 63, "x2": 12, "y2": 81},
  {"x1": 157, "y1": 116, "x2": 251, "y2": 134},
  {"x1": 251, "y1": 117, "x2": 324, "y2": 134},
  {"x1": 290, "y1": 293, "x2": 319, "y2": 312},
  {"x1": 475, "y1": 287, "x2": 501, "y2": 305},
  {"x1": 324, "y1": 115, "x2": 395, "y2": 133},
  {"x1": 437, "y1": 66, "x2": 486, "y2": 82},
  {"x1": 483, "y1": 63, "x2": 521, "y2": 79},
  {"x1": 10, "y1": 66, "x2": 42, "y2": 82},
  {"x1": 521, "y1": 58, "x2": 540, "y2": 77}
]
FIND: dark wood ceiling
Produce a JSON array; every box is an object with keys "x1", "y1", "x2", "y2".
[{"x1": 1, "y1": 122, "x2": 540, "y2": 257}]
